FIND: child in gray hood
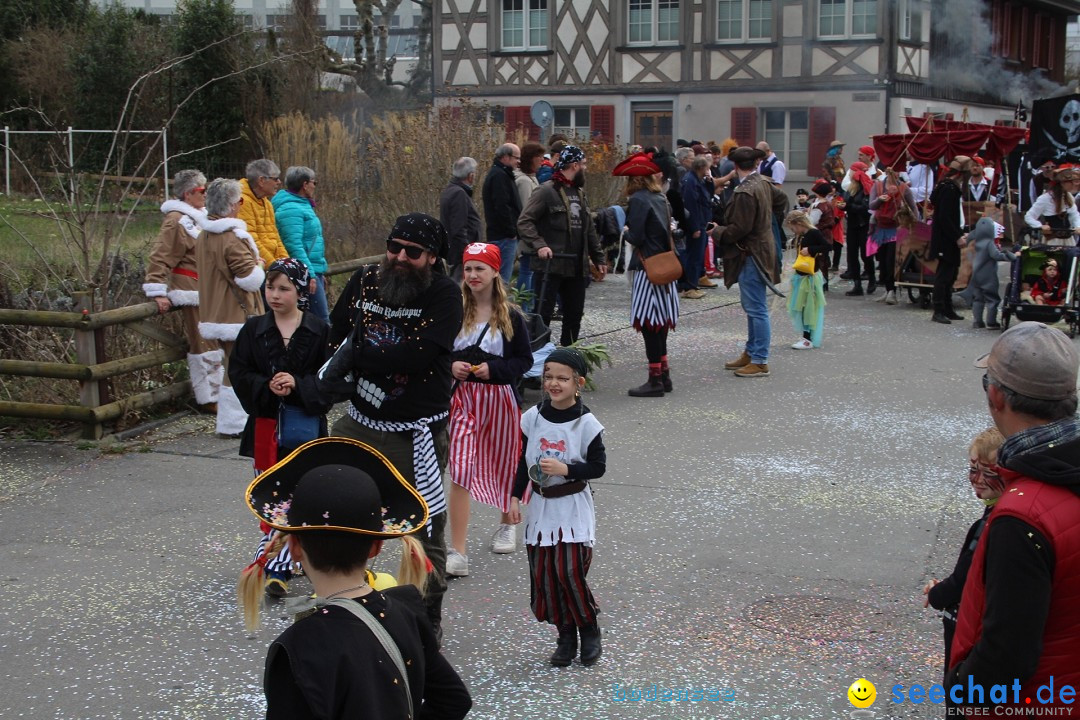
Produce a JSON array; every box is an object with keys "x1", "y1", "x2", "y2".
[{"x1": 966, "y1": 216, "x2": 1015, "y2": 329}]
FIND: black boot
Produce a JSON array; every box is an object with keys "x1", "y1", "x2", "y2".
[
  {"x1": 579, "y1": 624, "x2": 602, "y2": 666},
  {"x1": 866, "y1": 279, "x2": 877, "y2": 294},
  {"x1": 931, "y1": 310, "x2": 952, "y2": 324},
  {"x1": 845, "y1": 284, "x2": 864, "y2": 297},
  {"x1": 945, "y1": 307, "x2": 965, "y2": 321},
  {"x1": 550, "y1": 625, "x2": 577, "y2": 667},
  {"x1": 660, "y1": 370, "x2": 672, "y2": 393},
  {"x1": 628, "y1": 368, "x2": 664, "y2": 397}
]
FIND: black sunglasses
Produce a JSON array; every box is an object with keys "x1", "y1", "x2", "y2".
[{"x1": 387, "y1": 239, "x2": 426, "y2": 260}]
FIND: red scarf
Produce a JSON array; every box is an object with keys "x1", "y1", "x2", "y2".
[
  {"x1": 849, "y1": 162, "x2": 873, "y2": 195},
  {"x1": 552, "y1": 170, "x2": 573, "y2": 187}
]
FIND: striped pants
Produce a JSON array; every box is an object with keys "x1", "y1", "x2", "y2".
[
  {"x1": 448, "y1": 382, "x2": 521, "y2": 512},
  {"x1": 527, "y1": 542, "x2": 599, "y2": 627}
]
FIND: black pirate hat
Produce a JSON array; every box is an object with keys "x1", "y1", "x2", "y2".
[{"x1": 245, "y1": 437, "x2": 429, "y2": 538}]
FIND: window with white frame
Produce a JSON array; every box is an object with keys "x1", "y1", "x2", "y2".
[
  {"x1": 763, "y1": 109, "x2": 808, "y2": 171},
  {"x1": 716, "y1": 0, "x2": 772, "y2": 42},
  {"x1": 628, "y1": 0, "x2": 680, "y2": 45},
  {"x1": 897, "y1": 0, "x2": 922, "y2": 42},
  {"x1": 819, "y1": 0, "x2": 877, "y2": 39},
  {"x1": 502, "y1": 0, "x2": 549, "y2": 50},
  {"x1": 341, "y1": 14, "x2": 358, "y2": 30},
  {"x1": 553, "y1": 107, "x2": 591, "y2": 139}
]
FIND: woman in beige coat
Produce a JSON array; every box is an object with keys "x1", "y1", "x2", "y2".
[
  {"x1": 196, "y1": 178, "x2": 266, "y2": 436},
  {"x1": 143, "y1": 169, "x2": 223, "y2": 408}
]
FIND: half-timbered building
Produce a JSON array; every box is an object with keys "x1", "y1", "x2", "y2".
[{"x1": 434, "y1": 0, "x2": 1080, "y2": 186}]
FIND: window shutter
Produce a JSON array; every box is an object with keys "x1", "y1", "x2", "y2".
[
  {"x1": 807, "y1": 106, "x2": 836, "y2": 179},
  {"x1": 591, "y1": 105, "x2": 615, "y2": 142},
  {"x1": 505, "y1": 106, "x2": 534, "y2": 142},
  {"x1": 731, "y1": 107, "x2": 757, "y2": 147}
]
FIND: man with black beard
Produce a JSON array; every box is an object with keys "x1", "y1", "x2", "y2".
[
  {"x1": 518, "y1": 145, "x2": 606, "y2": 347},
  {"x1": 322, "y1": 213, "x2": 463, "y2": 641}
]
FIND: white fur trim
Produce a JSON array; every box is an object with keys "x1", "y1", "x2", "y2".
[
  {"x1": 234, "y1": 264, "x2": 265, "y2": 293},
  {"x1": 216, "y1": 385, "x2": 248, "y2": 435},
  {"x1": 161, "y1": 200, "x2": 207, "y2": 240},
  {"x1": 167, "y1": 289, "x2": 200, "y2": 307},
  {"x1": 202, "y1": 217, "x2": 260, "y2": 261},
  {"x1": 188, "y1": 351, "x2": 223, "y2": 404},
  {"x1": 201, "y1": 216, "x2": 248, "y2": 234},
  {"x1": 143, "y1": 282, "x2": 168, "y2": 298},
  {"x1": 199, "y1": 321, "x2": 244, "y2": 342}
]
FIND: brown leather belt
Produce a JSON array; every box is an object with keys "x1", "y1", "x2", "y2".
[{"x1": 531, "y1": 480, "x2": 587, "y2": 498}]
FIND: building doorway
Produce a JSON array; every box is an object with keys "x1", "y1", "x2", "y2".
[{"x1": 632, "y1": 102, "x2": 673, "y2": 150}]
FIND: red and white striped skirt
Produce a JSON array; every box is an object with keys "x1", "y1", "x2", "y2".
[{"x1": 448, "y1": 381, "x2": 521, "y2": 512}]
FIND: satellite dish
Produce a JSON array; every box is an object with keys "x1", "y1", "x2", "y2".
[{"x1": 530, "y1": 100, "x2": 554, "y2": 129}]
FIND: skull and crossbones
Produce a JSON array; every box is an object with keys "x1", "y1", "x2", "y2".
[{"x1": 1061, "y1": 99, "x2": 1080, "y2": 144}]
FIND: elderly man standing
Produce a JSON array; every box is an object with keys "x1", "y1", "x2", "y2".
[
  {"x1": 320, "y1": 213, "x2": 463, "y2": 641},
  {"x1": 948, "y1": 322, "x2": 1080, "y2": 706},
  {"x1": 712, "y1": 146, "x2": 788, "y2": 378},
  {"x1": 482, "y1": 143, "x2": 523, "y2": 283},
  {"x1": 518, "y1": 145, "x2": 606, "y2": 347},
  {"x1": 238, "y1": 159, "x2": 288, "y2": 268},
  {"x1": 756, "y1": 141, "x2": 786, "y2": 185},
  {"x1": 440, "y1": 156, "x2": 481, "y2": 280}
]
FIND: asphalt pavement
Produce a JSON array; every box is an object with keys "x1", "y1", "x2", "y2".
[{"x1": 0, "y1": 259, "x2": 1027, "y2": 719}]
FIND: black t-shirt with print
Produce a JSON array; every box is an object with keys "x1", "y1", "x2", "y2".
[
  {"x1": 563, "y1": 186, "x2": 585, "y2": 260},
  {"x1": 329, "y1": 265, "x2": 463, "y2": 422}
]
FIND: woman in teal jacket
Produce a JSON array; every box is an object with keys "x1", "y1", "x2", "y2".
[{"x1": 272, "y1": 166, "x2": 329, "y2": 321}]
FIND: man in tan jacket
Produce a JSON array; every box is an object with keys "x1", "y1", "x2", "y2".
[{"x1": 712, "y1": 146, "x2": 787, "y2": 378}]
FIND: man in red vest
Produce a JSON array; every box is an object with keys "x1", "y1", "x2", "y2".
[{"x1": 948, "y1": 322, "x2": 1080, "y2": 707}]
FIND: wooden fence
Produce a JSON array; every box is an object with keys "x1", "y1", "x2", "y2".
[{"x1": 0, "y1": 255, "x2": 379, "y2": 440}]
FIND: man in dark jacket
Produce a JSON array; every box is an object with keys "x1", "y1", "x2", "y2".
[
  {"x1": 518, "y1": 145, "x2": 606, "y2": 347},
  {"x1": 712, "y1": 146, "x2": 787, "y2": 378},
  {"x1": 679, "y1": 156, "x2": 712, "y2": 299},
  {"x1": 928, "y1": 156, "x2": 972, "y2": 324},
  {"x1": 439, "y1": 156, "x2": 481, "y2": 280},
  {"x1": 948, "y1": 322, "x2": 1080, "y2": 707},
  {"x1": 482, "y1": 143, "x2": 522, "y2": 283}
]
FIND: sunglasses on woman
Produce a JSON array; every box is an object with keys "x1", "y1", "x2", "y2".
[{"x1": 387, "y1": 239, "x2": 426, "y2": 260}]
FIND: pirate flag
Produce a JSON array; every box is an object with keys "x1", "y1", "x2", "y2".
[{"x1": 1030, "y1": 94, "x2": 1080, "y2": 162}]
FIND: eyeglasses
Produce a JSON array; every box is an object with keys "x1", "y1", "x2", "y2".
[
  {"x1": 387, "y1": 239, "x2": 426, "y2": 260},
  {"x1": 192, "y1": 186, "x2": 206, "y2": 193},
  {"x1": 511, "y1": 155, "x2": 521, "y2": 160},
  {"x1": 262, "y1": 175, "x2": 281, "y2": 182}
]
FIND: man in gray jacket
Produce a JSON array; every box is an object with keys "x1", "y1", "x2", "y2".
[
  {"x1": 440, "y1": 156, "x2": 481, "y2": 280},
  {"x1": 517, "y1": 145, "x2": 606, "y2": 347}
]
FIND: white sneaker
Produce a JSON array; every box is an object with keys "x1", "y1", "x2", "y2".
[
  {"x1": 445, "y1": 549, "x2": 469, "y2": 577},
  {"x1": 791, "y1": 339, "x2": 813, "y2": 350},
  {"x1": 491, "y1": 523, "x2": 516, "y2": 554},
  {"x1": 885, "y1": 290, "x2": 897, "y2": 305}
]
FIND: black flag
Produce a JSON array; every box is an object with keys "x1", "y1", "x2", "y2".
[{"x1": 1030, "y1": 94, "x2": 1080, "y2": 161}]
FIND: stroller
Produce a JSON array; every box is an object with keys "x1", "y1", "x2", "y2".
[
  {"x1": 517, "y1": 310, "x2": 554, "y2": 395},
  {"x1": 1000, "y1": 243, "x2": 1080, "y2": 338}
]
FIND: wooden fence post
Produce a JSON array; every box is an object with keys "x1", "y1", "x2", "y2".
[{"x1": 73, "y1": 291, "x2": 103, "y2": 439}]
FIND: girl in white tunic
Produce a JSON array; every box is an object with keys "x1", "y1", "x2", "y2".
[{"x1": 508, "y1": 348, "x2": 606, "y2": 668}]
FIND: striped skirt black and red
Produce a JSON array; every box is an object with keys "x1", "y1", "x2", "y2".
[
  {"x1": 629, "y1": 270, "x2": 679, "y2": 331},
  {"x1": 526, "y1": 541, "x2": 599, "y2": 627}
]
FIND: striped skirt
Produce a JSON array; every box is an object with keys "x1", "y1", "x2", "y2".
[
  {"x1": 448, "y1": 381, "x2": 521, "y2": 512},
  {"x1": 527, "y1": 541, "x2": 599, "y2": 627},
  {"x1": 630, "y1": 269, "x2": 679, "y2": 331}
]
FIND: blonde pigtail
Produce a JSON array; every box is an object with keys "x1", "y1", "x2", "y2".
[
  {"x1": 237, "y1": 531, "x2": 289, "y2": 632},
  {"x1": 397, "y1": 534, "x2": 431, "y2": 594}
]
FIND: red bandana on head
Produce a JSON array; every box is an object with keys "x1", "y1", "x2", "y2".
[{"x1": 462, "y1": 242, "x2": 501, "y2": 271}]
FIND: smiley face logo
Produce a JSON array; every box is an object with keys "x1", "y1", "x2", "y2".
[{"x1": 847, "y1": 678, "x2": 877, "y2": 708}]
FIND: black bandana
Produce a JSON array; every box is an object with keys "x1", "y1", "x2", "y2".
[
  {"x1": 388, "y1": 213, "x2": 448, "y2": 261},
  {"x1": 555, "y1": 145, "x2": 585, "y2": 170},
  {"x1": 267, "y1": 258, "x2": 310, "y2": 310},
  {"x1": 546, "y1": 347, "x2": 588, "y2": 376}
]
